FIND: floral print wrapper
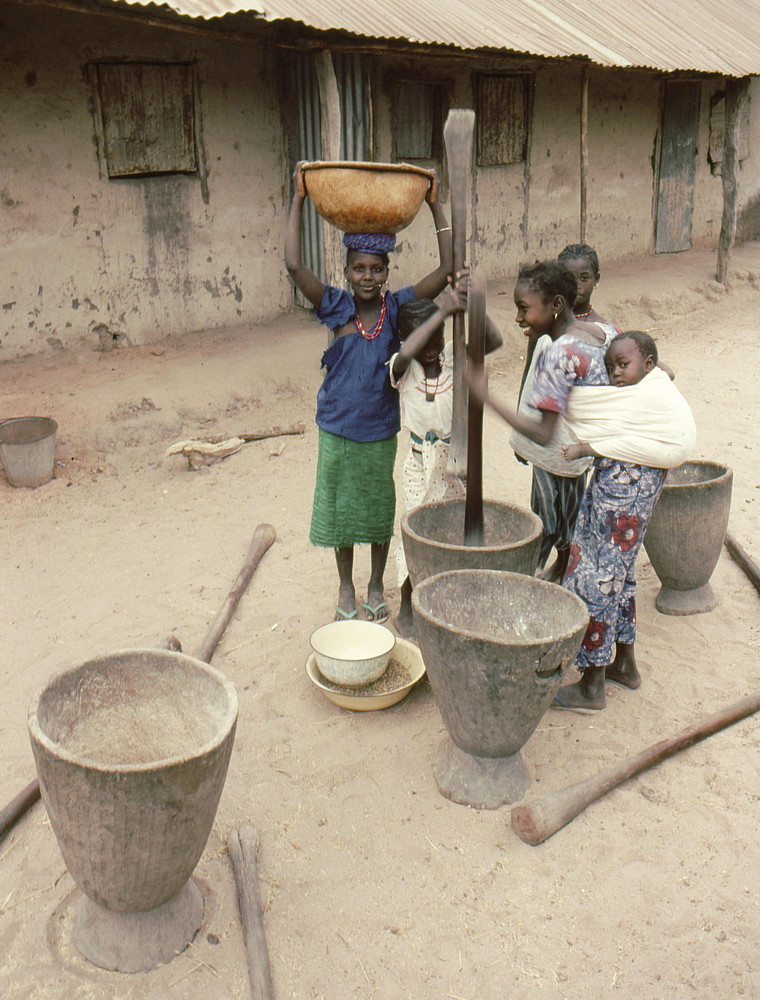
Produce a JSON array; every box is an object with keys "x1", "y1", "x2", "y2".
[{"x1": 564, "y1": 457, "x2": 666, "y2": 670}]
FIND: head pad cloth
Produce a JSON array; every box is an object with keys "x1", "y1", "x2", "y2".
[{"x1": 343, "y1": 233, "x2": 396, "y2": 255}]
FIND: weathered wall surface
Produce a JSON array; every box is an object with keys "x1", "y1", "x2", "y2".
[
  {"x1": 2, "y1": 2, "x2": 759, "y2": 361},
  {"x1": 372, "y1": 52, "x2": 750, "y2": 287},
  {"x1": 580, "y1": 69, "x2": 662, "y2": 262},
  {"x1": 1, "y1": 3, "x2": 288, "y2": 357},
  {"x1": 737, "y1": 77, "x2": 760, "y2": 241}
]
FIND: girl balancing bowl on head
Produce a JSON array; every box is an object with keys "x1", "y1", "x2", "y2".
[{"x1": 285, "y1": 160, "x2": 453, "y2": 626}]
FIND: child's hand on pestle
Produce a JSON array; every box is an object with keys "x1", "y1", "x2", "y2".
[
  {"x1": 439, "y1": 283, "x2": 467, "y2": 317},
  {"x1": 449, "y1": 265, "x2": 472, "y2": 292},
  {"x1": 465, "y1": 363, "x2": 489, "y2": 403}
]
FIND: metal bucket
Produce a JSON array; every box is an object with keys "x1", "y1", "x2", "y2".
[{"x1": 0, "y1": 416, "x2": 58, "y2": 487}]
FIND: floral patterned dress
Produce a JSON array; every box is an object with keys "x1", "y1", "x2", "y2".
[
  {"x1": 527, "y1": 333, "x2": 666, "y2": 670},
  {"x1": 564, "y1": 459, "x2": 665, "y2": 669}
]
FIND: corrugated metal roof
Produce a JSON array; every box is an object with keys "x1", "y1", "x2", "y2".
[{"x1": 119, "y1": 0, "x2": 760, "y2": 76}]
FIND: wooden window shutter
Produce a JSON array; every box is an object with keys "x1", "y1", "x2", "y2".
[
  {"x1": 475, "y1": 74, "x2": 528, "y2": 166},
  {"x1": 96, "y1": 63, "x2": 197, "y2": 177},
  {"x1": 709, "y1": 91, "x2": 750, "y2": 169}
]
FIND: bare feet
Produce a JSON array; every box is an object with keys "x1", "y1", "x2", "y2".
[
  {"x1": 394, "y1": 616, "x2": 415, "y2": 638},
  {"x1": 395, "y1": 606, "x2": 415, "y2": 639},
  {"x1": 552, "y1": 665, "x2": 606, "y2": 712},
  {"x1": 394, "y1": 578, "x2": 415, "y2": 637},
  {"x1": 606, "y1": 642, "x2": 641, "y2": 689}
]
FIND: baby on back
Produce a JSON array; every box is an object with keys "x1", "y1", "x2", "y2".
[{"x1": 562, "y1": 331, "x2": 696, "y2": 468}]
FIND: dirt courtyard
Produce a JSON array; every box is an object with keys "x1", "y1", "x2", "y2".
[{"x1": 1, "y1": 243, "x2": 759, "y2": 1000}]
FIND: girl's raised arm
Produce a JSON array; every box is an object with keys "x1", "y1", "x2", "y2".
[
  {"x1": 466, "y1": 367, "x2": 559, "y2": 447},
  {"x1": 392, "y1": 286, "x2": 463, "y2": 380},
  {"x1": 412, "y1": 174, "x2": 453, "y2": 301},
  {"x1": 285, "y1": 163, "x2": 325, "y2": 308}
]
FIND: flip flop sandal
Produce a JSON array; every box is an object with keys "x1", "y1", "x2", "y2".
[
  {"x1": 362, "y1": 602, "x2": 389, "y2": 624},
  {"x1": 334, "y1": 606, "x2": 358, "y2": 621},
  {"x1": 551, "y1": 691, "x2": 604, "y2": 714}
]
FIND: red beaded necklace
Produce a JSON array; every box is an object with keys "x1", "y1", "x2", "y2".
[{"x1": 354, "y1": 294, "x2": 387, "y2": 340}]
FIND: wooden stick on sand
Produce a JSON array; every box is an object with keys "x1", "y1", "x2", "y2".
[
  {"x1": 511, "y1": 689, "x2": 760, "y2": 845},
  {"x1": 724, "y1": 531, "x2": 760, "y2": 596},
  {"x1": 228, "y1": 824, "x2": 276, "y2": 1000}
]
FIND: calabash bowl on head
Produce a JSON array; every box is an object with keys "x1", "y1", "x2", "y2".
[{"x1": 301, "y1": 161, "x2": 434, "y2": 234}]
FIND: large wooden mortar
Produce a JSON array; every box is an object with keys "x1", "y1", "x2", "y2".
[
  {"x1": 643, "y1": 460, "x2": 733, "y2": 615},
  {"x1": 413, "y1": 570, "x2": 587, "y2": 809},
  {"x1": 401, "y1": 498, "x2": 542, "y2": 588},
  {"x1": 28, "y1": 648, "x2": 238, "y2": 973}
]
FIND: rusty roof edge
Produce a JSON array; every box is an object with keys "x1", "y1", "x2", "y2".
[{"x1": 13, "y1": 0, "x2": 760, "y2": 76}]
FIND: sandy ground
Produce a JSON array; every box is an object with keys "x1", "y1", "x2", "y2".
[{"x1": 1, "y1": 243, "x2": 759, "y2": 1000}]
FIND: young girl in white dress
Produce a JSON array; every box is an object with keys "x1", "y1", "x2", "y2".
[{"x1": 390, "y1": 285, "x2": 502, "y2": 637}]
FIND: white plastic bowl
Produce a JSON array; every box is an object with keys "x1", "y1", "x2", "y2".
[
  {"x1": 309, "y1": 620, "x2": 396, "y2": 687},
  {"x1": 305, "y1": 637, "x2": 425, "y2": 711}
]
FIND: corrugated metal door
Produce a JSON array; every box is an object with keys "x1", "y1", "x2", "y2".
[
  {"x1": 333, "y1": 52, "x2": 371, "y2": 162},
  {"x1": 287, "y1": 52, "x2": 324, "y2": 297},
  {"x1": 286, "y1": 52, "x2": 370, "y2": 304},
  {"x1": 655, "y1": 80, "x2": 700, "y2": 253}
]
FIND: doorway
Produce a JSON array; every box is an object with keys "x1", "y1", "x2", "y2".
[{"x1": 655, "y1": 80, "x2": 700, "y2": 253}]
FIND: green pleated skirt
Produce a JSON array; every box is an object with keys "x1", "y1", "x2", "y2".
[{"x1": 310, "y1": 430, "x2": 397, "y2": 548}]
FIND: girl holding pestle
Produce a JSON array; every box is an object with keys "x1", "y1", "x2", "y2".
[
  {"x1": 468, "y1": 266, "x2": 694, "y2": 712},
  {"x1": 285, "y1": 162, "x2": 452, "y2": 624},
  {"x1": 390, "y1": 277, "x2": 503, "y2": 638},
  {"x1": 510, "y1": 253, "x2": 618, "y2": 581}
]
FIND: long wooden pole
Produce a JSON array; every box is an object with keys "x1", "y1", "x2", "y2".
[
  {"x1": 464, "y1": 278, "x2": 486, "y2": 545},
  {"x1": 580, "y1": 64, "x2": 589, "y2": 242},
  {"x1": 443, "y1": 109, "x2": 475, "y2": 480},
  {"x1": 725, "y1": 531, "x2": 760, "y2": 596},
  {"x1": 511, "y1": 689, "x2": 760, "y2": 845}
]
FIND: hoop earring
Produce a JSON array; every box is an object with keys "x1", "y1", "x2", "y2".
[{"x1": 553, "y1": 312, "x2": 559, "y2": 320}]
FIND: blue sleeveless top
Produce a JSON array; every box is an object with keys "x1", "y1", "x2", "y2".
[{"x1": 314, "y1": 285, "x2": 416, "y2": 442}]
